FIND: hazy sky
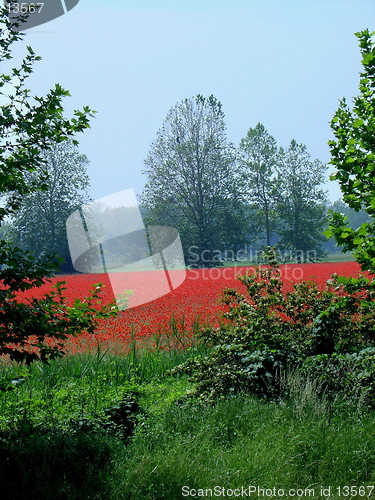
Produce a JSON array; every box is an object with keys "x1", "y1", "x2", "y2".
[{"x1": 12, "y1": 0, "x2": 375, "y2": 203}]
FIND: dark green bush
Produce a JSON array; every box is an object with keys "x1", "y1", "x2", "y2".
[
  {"x1": 52, "y1": 390, "x2": 144, "y2": 443},
  {"x1": 172, "y1": 348, "x2": 296, "y2": 402},
  {"x1": 102, "y1": 391, "x2": 143, "y2": 442},
  {"x1": 0, "y1": 383, "x2": 144, "y2": 499},
  {"x1": 302, "y1": 348, "x2": 375, "y2": 409},
  {"x1": 0, "y1": 424, "x2": 114, "y2": 500}
]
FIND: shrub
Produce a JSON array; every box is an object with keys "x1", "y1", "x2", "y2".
[
  {"x1": 302, "y1": 348, "x2": 375, "y2": 410},
  {"x1": 102, "y1": 391, "x2": 144, "y2": 442},
  {"x1": 173, "y1": 248, "x2": 375, "y2": 401},
  {"x1": 0, "y1": 424, "x2": 114, "y2": 500},
  {"x1": 0, "y1": 276, "x2": 117, "y2": 364}
]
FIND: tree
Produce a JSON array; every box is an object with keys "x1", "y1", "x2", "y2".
[
  {"x1": 323, "y1": 199, "x2": 372, "y2": 254},
  {"x1": 238, "y1": 123, "x2": 279, "y2": 247},
  {"x1": 275, "y1": 140, "x2": 328, "y2": 261},
  {"x1": 0, "y1": 31, "x2": 93, "y2": 226},
  {"x1": 326, "y1": 29, "x2": 375, "y2": 273},
  {"x1": 329, "y1": 199, "x2": 372, "y2": 232},
  {"x1": 0, "y1": 9, "x2": 114, "y2": 364},
  {"x1": 8, "y1": 140, "x2": 90, "y2": 273},
  {"x1": 140, "y1": 94, "x2": 247, "y2": 267}
]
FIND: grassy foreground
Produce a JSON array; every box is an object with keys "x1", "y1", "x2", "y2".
[{"x1": 0, "y1": 344, "x2": 374, "y2": 500}]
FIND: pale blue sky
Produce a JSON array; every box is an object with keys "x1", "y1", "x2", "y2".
[{"x1": 14, "y1": 0, "x2": 375, "y2": 203}]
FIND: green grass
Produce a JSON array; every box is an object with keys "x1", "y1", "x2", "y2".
[
  {"x1": 0, "y1": 343, "x2": 204, "y2": 429},
  {"x1": 0, "y1": 344, "x2": 200, "y2": 500},
  {"x1": 321, "y1": 251, "x2": 355, "y2": 262},
  {"x1": 110, "y1": 372, "x2": 375, "y2": 499},
  {"x1": 0, "y1": 346, "x2": 374, "y2": 499}
]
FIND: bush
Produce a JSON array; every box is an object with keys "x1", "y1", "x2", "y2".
[
  {"x1": 173, "y1": 248, "x2": 375, "y2": 401},
  {"x1": 302, "y1": 348, "x2": 375, "y2": 409},
  {"x1": 172, "y1": 348, "x2": 296, "y2": 402},
  {"x1": 0, "y1": 388, "x2": 143, "y2": 499},
  {"x1": 102, "y1": 391, "x2": 144, "y2": 442},
  {"x1": 0, "y1": 424, "x2": 114, "y2": 500},
  {"x1": 0, "y1": 271, "x2": 117, "y2": 364}
]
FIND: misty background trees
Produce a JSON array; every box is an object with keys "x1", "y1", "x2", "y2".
[
  {"x1": 275, "y1": 140, "x2": 328, "y2": 260},
  {"x1": 238, "y1": 123, "x2": 279, "y2": 248},
  {"x1": 6, "y1": 141, "x2": 90, "y2": 273},
  {"x1": 141, "y1": 95, "x2": 335, "y2": 266},
  {"x1": 4, "y1": 89, "x2": 369, "y2": 271}
]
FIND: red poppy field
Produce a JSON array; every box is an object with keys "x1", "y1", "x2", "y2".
[{"x1": 15, "y1": 261, "x2": 366, "y2": 354}]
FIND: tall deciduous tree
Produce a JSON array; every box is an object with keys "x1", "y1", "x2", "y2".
[
  {"x1": 238, "y1": 123, "x2": 279, "y2": 246},
  {"x1": 0, "y1": 39, "x2": 93, "y2": 227},
  {"x1": 275, "y1": 140, "x2": 328, "y2": 260},
  {"x1": 326, "y1": 29, "x2": 375, "y2": 273},
  {"x1": 0, "y1": 9, "x2": 114, "y2": 364},
  {"x1": 8, "y1": 141, "x2": 90, "y2": 272},
  {"x1": 141, "y1": 94, "x2": 247, "y2": 267}
]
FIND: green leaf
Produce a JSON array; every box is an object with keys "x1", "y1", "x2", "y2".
[{"x1": 353, "y1": 118, "x2": 364, "y2": 128}]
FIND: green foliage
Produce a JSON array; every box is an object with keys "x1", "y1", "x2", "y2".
[
  {"x1": 302, "y1": 348, "x2": 375, "y2": 410},
  {"x1": 174, "y1": 248, "x2": 375, "y2": 401},
  {"x1": 0, "y1": 280, "x2": 116, "y2": 364},
  {"x1": 329, "y1": 198, "x2": 372, "y2": 232},
  {"x1": 327, "y1": 29, "x2": 375, "y2": 273},
  {"x1": 172, "y1": 347, "x2": 295, "y2": 402},
  {"x1": 275, "y1": 140, "x2": 328, "y2": 258},
  {"x1": 115, "y1": 289, "x2": 134, "y2": 310},
  {"x1": 323, "y1": 198, "x2": 372, "y2": 254},
  {"x1": 0, "y1": 10, "x2": 116, "y2": 364},
  {"x1": 102, "y1": 391, "x2": 143, "y2": 442},
  {"x1": 140, "y1": 94, "x2": 248, "y2": 267},
  {"x1": 8, "y1": 141, "x2": 91, "y2": 273},
  {"x1": 238, "y1": 123, "x2": 280, "y2": 246},
  {"x1": 0, "y1": 425, "x2": 114, "y2": 500}
]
